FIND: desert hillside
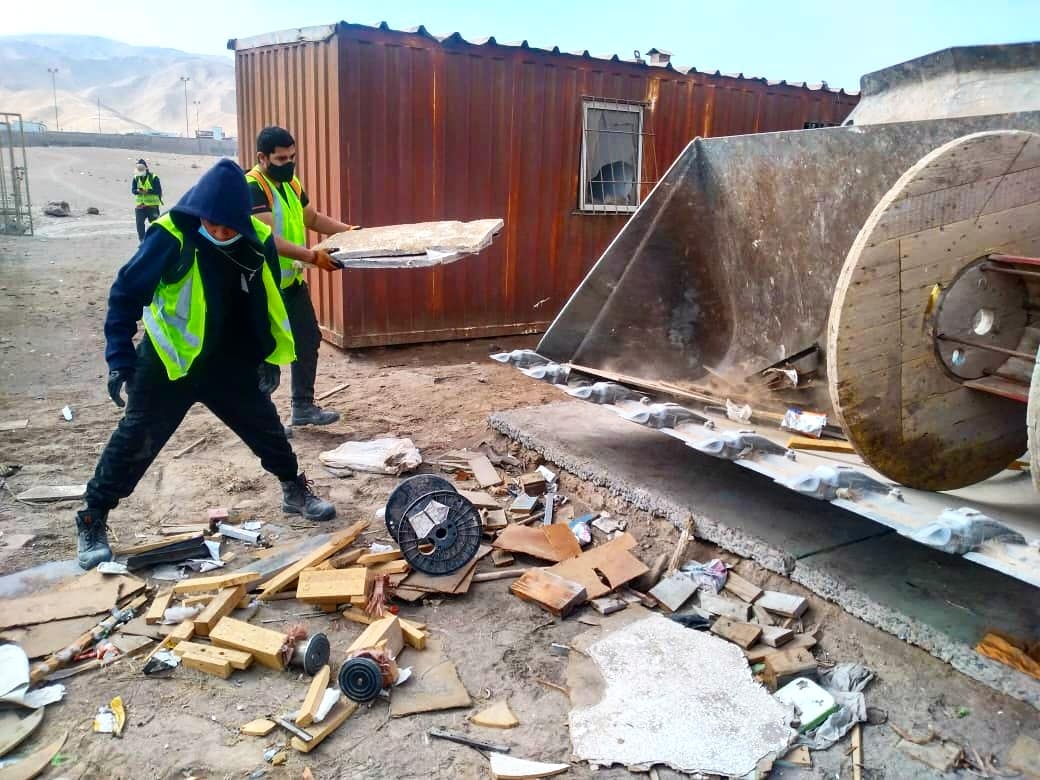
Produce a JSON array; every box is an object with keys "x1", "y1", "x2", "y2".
[{"x1": 0, "y1": 34, "x2": 235, "y2": 136}]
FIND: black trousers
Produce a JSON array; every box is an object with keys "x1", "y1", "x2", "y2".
[
  {"x1": 135, "y1": 205, "x2": 160, "y2": 241},
  {"x1": 84, "y1": 339, "x2": 299, "y2": 513},
  {"x1": 282, "y1": 280, "x2": 322, "y2": 405}
]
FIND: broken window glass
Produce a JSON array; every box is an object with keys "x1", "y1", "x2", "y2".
[{"x1": 581, "y1": 101, "x2": 643, "y2": 212}]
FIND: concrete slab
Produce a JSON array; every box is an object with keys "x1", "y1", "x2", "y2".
[{"x1": 490, "y1": 401, "x2": 1040, "y2": 709}]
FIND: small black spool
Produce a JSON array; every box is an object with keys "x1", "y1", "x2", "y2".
[
  {"x1": 384, "y1": 474, "x2": 456, "y2": 540},
  {"x1": 396, "y1": 489, "x2": 482, "y2": 575},
  {"x1": 339, "y1": 657, "x2": 384, "y2": 703},
  {"x1": 300, "y1": 633, "x2": 330, "y2": 676}
]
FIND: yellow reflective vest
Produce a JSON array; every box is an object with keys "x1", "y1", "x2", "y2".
[{"x1": 245, "y1": 165, "x2": 306, "y2": 289}]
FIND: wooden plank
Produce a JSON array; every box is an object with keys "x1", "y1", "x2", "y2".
[
  {"x1": 709, "y1": 618, "x2": 762, "y2": 649},
  {"x1": 340, "y1": 608, "x2": 375, "y2": 626},
  {"x1": 457, "y1": 489, "x2": 501, "y2": 509},
  {"x1": 751, "y1": 604, "x2": 776, "y2": 627},
  {"x1": 0, "y1": 576, "x2": 142, "y2": 631},
  {"x1": 297, "y1": 568, "x2": 368, "y2": 603},
  {"x1": 241, "y1": 718, "x2": 277, "y2": 737},
  {"x1": 174, "y1": 641, "x2": 252, "y2": 670},
  {"x1": 112, "y1": 533, "x2": 203, "y2": 557},
  {"x1": 180, "y1": 594, "x2": 214, "y2": 608},
  {"x1": 745, "y1": 633, "x2": 816, "y2": 664},
  {"x1": 316, "y1": 381, "x2": 351, "y2": 401},
  {"x1": 510, "y1": 569, "x2": 587, "y2": 616},
  {"x1": 698, "y1": 592, "x2": 752, "y2": 621},
  {"x1": 357, "y1": 549, "x2": 402, "y2": 566},
  {"x1": 394, "y1": 546, "x2": 491, "y2": 601},
  {"x1": 145, "y1": 590, "x2": 173, "y2": 625},
  {"x1": 296, "y1": 665, "x2": 331, "y2": 727},
  {"x1": 14, "y1": 484, "x2": 85, "y2": 502},
  {"x1": 193, "y1": 586, "x2": 247, "y2": 637},
  {"x1": 167, "y1": 620, "x2": 195, "y2": 645},
  {"x1": 786, "y1": 435, "x2": 854, "y2": 453},
  {"x1": 493, "y1": 524, "x2": 579, "y2": 563},
  {"x1": 398, "y1": 617, "x2": 426, "y2": 650},
  {"x1": 468, "y1": 454, "x2": 503, "y2": 488},
  {"x1": 757, "y1": 591, "x2": 809, "y2": 618},
  {"x1": 172, "y1": 571, "x2": 261, "y2": 595},
  {"x1": 852, "y1": 723, "x2": 863, "y2": 780},
  {"x1": 209, "y1": 617, "x2": 287, "y2": 670},
  {"x1": 473, "y1": 568, "x2": 527, "y2": 582},
  {"x1": 258, "y1": 521, "x2": 369, "y2": 599},
  {"x1": 546, "y1": 533, "x2": 648, "y2": 600},
  {"x1": 290, "y1": 698, "x2": 358, "y2": 753},
  {"x1": 0, "y1": 419, "x2": 29, "y2": 431},
  {"x1": 760, "y1": 626, "x2": 795, "y2": 648},
  {"x1": 723, "y1": 572, "x2": 763, "y2": 604},
  {"x1": 347, "y1": 616, "x2": 403, "y2": 656},
  {"x1": 367, "y1": 559, "x2": 410, "y2": 577},
  {"x1": 763, "y1": 647, "x2": 817, "y2": 679},
  {"x1": 491, "y1": 549, "x2": 515, "y2": 567},
  {"x1": 180, "y1": 651, "x2": 232, "y2": 679}
]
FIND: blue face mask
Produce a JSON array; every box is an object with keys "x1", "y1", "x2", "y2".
[{"x1": 198, "y1": 223, "x2": 242, "y2": 247}]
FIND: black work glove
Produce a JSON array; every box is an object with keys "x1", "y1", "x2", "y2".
[
  {"x1": 107, "y1": 368, "x2": 134, "y2": 408},
  {"x1": 258, "y1": 363, "x2": 280, "y2": 395}
]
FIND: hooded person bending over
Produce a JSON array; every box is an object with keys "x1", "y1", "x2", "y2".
[{"x1": 74, "y1": 159, "x2": 335, "y2": 570}]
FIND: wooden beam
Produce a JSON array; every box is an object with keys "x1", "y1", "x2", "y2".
[
  {"x1": 347, "y1": 616, "x2": 403, "y2": 656},
  {"x1": 358, "y1": 549, "x2": 403, "y2": 566},
  {"x1": 398, "y1": 617, "x2": 427, "y2": 650},
  {"x1": 290, "y1": 698, "x2": 358, "y2": 753},
  {"x1": 297, "y1": 568, "x2": 368, "y2": 603},
  {"x1": 258, "y1": 521, "x2": 369, "y2": 599},
  {"x1": 296, "y1": 665, "x2": 331, "y2": 727},
  {"x1": 194, "y1": 586, "x2": 247, "y2": 637},
  {"x1": 209, "y1": 617, "x2": 287, "y2": 670},
  {"x1": 723, "y1": 572, "x2": 763, "y2": 604},
  {"x1": 172, "y1": 571, "x2": 261, "y2": 595},
  {"x1": 112, "y1": 533, "x2": 202, "y2": 557},
  {"x1": 174, "y1": 641, "x2": 252, "y2": 670},
  {"x1": 145, "y1": 590, "x2": 173, "y2": 625}
]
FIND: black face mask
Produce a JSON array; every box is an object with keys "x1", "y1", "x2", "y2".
[{"x1": 266, "y1": 160, "x2": 295, "y2": 183}]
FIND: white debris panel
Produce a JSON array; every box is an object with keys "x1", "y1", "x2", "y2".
[
  {"x1": 317, "y1": 219, "x2": 503, "y2": 268},
  {"x1": 569, "y1": 614, "x2": 793, "y2": 775}
]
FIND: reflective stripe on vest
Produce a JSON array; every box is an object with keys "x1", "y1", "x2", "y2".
[
  {"x1": 246, "y1": 166, "x2": 306, "y2": 289},
  {"x1": 144, "y1": 214, "x2": 295, "y2": 380},
  {"x1": 135, "y1": 174, "x2": 161, "y2": 207}
]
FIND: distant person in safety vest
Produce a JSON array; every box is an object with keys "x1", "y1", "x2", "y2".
[
  {"x1": 74, "y1": 159, "x2": 336, "y2": 570},
  {"x1": 131, "y1": 158, "x2": 163, "y2": 241},
  {"x1": 246, "y1": 126, "x2": 360, "y2": 428}
]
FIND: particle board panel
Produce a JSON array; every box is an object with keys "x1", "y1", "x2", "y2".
[
  {"x1": 510, "y1": 569, "x2": 587, "y2": 616},
  {"x1": 828, "y1": 130, "x2": 1040, "y2": 490},
  {"x1": 296, "y1": 568, "x2": 368, "y2": 602},
  {"x1": 545, "y1": 533, "x2": 648, "y2": 600}
]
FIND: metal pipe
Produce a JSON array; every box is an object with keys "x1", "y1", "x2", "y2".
[
  {"x1": 988, "y1": 253, "x2": 1040, "y2": 267},
  {"x1": 980, "y1": 262, "x2": 1040, "y2": 280},
  {"x1": 936, "y1": 334, "x2": 1037, "y2": 362}
]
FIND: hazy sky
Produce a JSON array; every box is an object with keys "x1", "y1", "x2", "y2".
[{"x1": 6, "y1": 0, "x2": 1039, "y2": 92}]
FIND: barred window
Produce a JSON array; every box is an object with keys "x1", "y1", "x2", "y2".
[{"x1": 580, "y1": 99, "x2": 645, "y2": 213}]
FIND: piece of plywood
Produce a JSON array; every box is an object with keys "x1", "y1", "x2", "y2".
[
  {"x1": 763, "y1": 647, "x2": 817, "y2": 679},
  {"x1": 828, "y1": 130, "x2": 1040, "y2": 490},
  {"x1": 492, "y1": 549, "x2": 515, "y2": 567},
  {"x1": 710, "y1": 618, "x2": 763, "y2": 649},
  {"x1": 468, "y1": 454, "x2": 503, "y2": 488},
  {"x1": 290, "y1": 697, "x2": 358, "y2": 753},
  {"x1": 14, "y1": 485, "x2": 85, "y2": 502},
  {"x1": 172, "y1": 571, "x2": 260, "y2": 595},
  {"x1": 488, "y1": 752, "x2": 569, "y2": 779},
  {"x1": 395, "y1": 545, "x2": 491, "y2": 602},
  {"x1": 457, "y1": 490, "x2": 501, "y2": 509},
  {"x1": 0, "y1": 419, "x2": 28, "y2": 432},
  {"x1": 752, "y1": 604, "x2": 776, "y2": 627},
  {"x1": 697, "y1": 591, "x2": 751, "y2": 621},
  {"x1": 723, "y1": 572, "x2": 763, "y2": 604},
  {"x1": 760, "y1": 626, "x2": 795, "y2": 648},
  {"x1": 976, "y1": 633, "x2": 1040, "y2": 680},
  {"x1": 258, "y1": 521, "x2": 369, "y2": 599},
  {"x1": 786, "y1": 436, "x2": 854, "y2": 453},
  {"x1": 389, "y1": 638, "x2": 472, "y2": 717},
  {"x1": 511, "y1": 569, "x2": 587, "y2": 616},
  {"x1": 193, "y1": 586, "x2": 246, "y2": 637},
  {"x1": 0, "y1": 615, "x2": 101, "y2": 659},
  {"x1": 297, "y1": 568, "x2": 368, "y2": 603},
  {"x1": 745, "y1": 633, "x2": 817, "y2": 664},
  {"x1": 173, "y1": 641, "x2": 252, "y2": 670},
  {"x1": 546, "y1": 533, "x2": 647, "y2": 600},
  {"x1": 756, "y1": 591, "x2": 808, "y2": 619},
  {"x1": 240, "y1": 718, "x2": 277, "y2": 737},
  {"x1": 493, "y1": 524, "x2": 580, "y2": 563},
  {"x1": 209, "y1": 617, "x2": 286, "y2": 670},
  {"x1": 470, "y1": 700, "x2": 519, "y2": 729},
  {"x1": 347, "y1": 616, "x2": 403, "y2": 656},
  {"x1": 0, "y1": 708, "x2": 44, "y2": 759},
  {"x1": 340, "y1": 608, "x2": 375, "y2": 626},
  {"x1": 316, "y1": 219, "x2": 503, "y2": 262},
  {"x1": 398, "y1": 617, "x2": 427, "y2": 650},
  {"x1": 0, "y1": 732, "x2": 66, "y2": 780},
  {"x1": 357, "y1": 549, "x2": 402, "y2": 566},
  {"x1": 296, "y1": 665, "x2": 331, "y2": 727}
]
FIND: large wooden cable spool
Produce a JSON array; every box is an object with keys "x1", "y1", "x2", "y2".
[{"x1": 827, "y1": 130, "x2": 1040, "y2": 491}]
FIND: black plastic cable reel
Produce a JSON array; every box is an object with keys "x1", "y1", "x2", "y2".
[
  {"x1": 396, "y1": 489, "x2": 482, "y2": 575},
  {"x1": 339, "y1": 656, "x2": 384, "y2": 703},
  {"x1": 384, "y1": 474, "x2": 457, "y2": 540}
]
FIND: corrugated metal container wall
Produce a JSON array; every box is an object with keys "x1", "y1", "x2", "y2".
[{"x1": 234, "y1": 23, "x2": 858, "y2": 348}]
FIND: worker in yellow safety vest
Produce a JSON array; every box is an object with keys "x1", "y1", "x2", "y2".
[
  {"x1": 246, "y1": 126, "x2": 360, "y2": 428},
  {"x1": 74, "y1": 159, "x2": 336, "y2": 570},
  {"x1": 131, "y1": 158, "x2": 163, "y2": 241}
]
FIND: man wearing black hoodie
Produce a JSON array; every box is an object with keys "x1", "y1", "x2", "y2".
[{"x1": 74, "y1": 159, "x2": 336, "y2": 570}]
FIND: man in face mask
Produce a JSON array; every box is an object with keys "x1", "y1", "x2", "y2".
[
  {"x1": 247, "y1": 126, "x2": 359, "y2": 428},
  {"x1": 74, "y1": 159, "x2": 337, "y2": 570},
  {"x1": 131, "y1": 159, "x2": 163, "y2": 241}
]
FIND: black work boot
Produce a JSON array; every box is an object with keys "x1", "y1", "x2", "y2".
[
  {"x1": 281, "y1": 474, "x2": 336, "y2": 521},
  {"x1": 75, "y1": 508, "x2": 113, "y2": 569},
  {"x1": 291, "y1": 402, "x2": 340, "y2": 426}
]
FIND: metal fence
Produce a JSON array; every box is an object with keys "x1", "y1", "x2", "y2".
[{"x1": 0, "y1": 113, "x2": 33, "y2": 236}]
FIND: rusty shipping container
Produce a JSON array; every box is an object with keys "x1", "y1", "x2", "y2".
[{"x1": 230, "y1": 22, "x2": 858, "y2": 348}]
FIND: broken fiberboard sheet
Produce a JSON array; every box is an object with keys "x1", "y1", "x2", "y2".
[
  {"x1": 317, "y1": 219, "x2": 504, "y2": 268},
  {"x1": 389, "y1": 638, "x2": 472, "y2": 717},
  {"x1": 567, "y1": 613, "x2": 793, "y2": 775}
]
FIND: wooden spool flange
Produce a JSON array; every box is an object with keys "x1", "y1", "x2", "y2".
[{"x1": 827, "y1": 130, "x2": 1040, "y2": 491}]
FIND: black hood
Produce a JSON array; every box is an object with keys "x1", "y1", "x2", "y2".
[{"x1": 170, "y1": 159, "x2": 259, "y2": 246}]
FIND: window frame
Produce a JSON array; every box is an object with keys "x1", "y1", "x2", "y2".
[{"x1": 579, "y1": 99, "x2": 645, "y2": 214}]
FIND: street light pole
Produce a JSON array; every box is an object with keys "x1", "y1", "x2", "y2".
[
  {"x1": 179, "y1": 76, "x2": 190, "y2": 138},
  {"x1": 47, "y1": 68, "x2": 59, "y2": 132},
  {"x1": 193, "y1": 99, "x2": 201, "y2": 135}
]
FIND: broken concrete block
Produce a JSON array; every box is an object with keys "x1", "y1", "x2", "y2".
[{"x1": 648, "y1": 571, "x2": 697, "y2": 612}]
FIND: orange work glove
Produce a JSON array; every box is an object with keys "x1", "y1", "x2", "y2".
[{"x1": 311, "y1": 248, "x2": 340, "y2": 271}]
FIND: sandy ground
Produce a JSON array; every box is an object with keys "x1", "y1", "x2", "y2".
[{"x1": 0, "y1": 147, "x2": 1037, "y2": 779}]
